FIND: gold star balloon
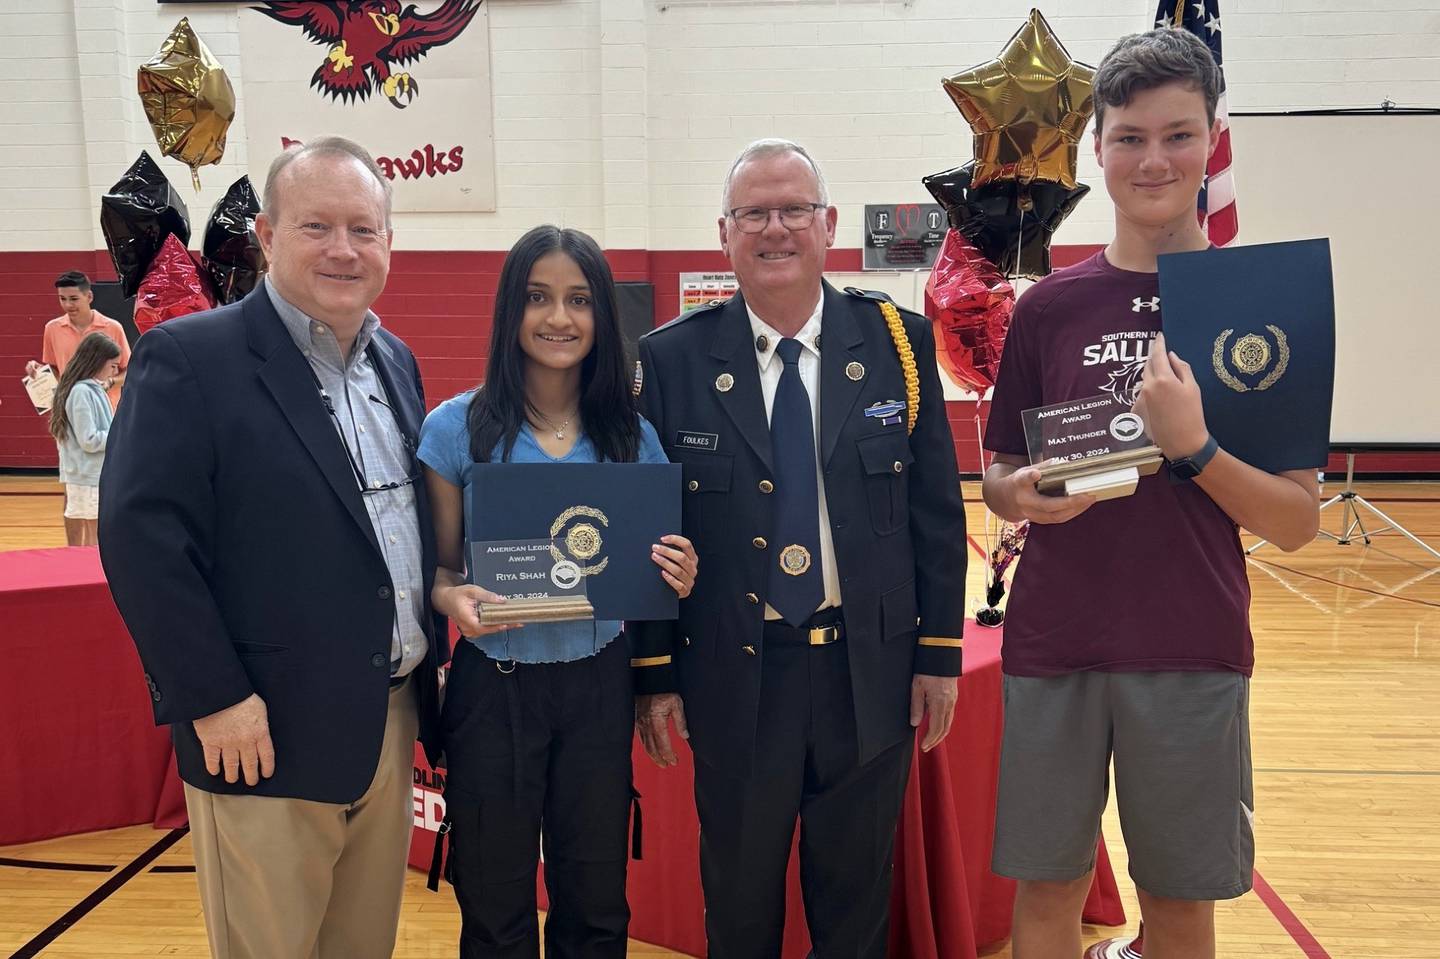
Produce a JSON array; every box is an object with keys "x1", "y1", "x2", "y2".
[
  {"x1": 138, "y1": 18, "x2": 236, "y2": 191},
  {"x1": 941, "y1": 9, "x2": 1095, "y2": 190}
]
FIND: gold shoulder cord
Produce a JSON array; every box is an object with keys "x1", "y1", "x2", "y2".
[{"x1": 879, "y1": 301, "x2": 919, "y2": 434}]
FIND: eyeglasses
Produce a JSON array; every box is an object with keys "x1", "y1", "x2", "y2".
[
  {"x1": 727, "y1": 203, "x2": 827, "y2": 234},
  {"x1": 311, "y1": 371, "x2": 419, "y2": 496}
]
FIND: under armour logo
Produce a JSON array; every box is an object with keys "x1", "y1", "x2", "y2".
[{"x1": 1132, "y1": 296, "x2": 1160, "y2": 312}]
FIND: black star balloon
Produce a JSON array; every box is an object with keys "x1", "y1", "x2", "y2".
[
  {"x1": 201, "y1": 176, "x2": 266, "y2": 305},
  {"x1": 99, "y1": 151, "x2": 192, "y2": 299},
  {"x1": 941, "y1": 8, "x2": 1095, "y2": 190},
  {"x1": 923, "y1": 160, "x2": 1089, "y2": 280}
]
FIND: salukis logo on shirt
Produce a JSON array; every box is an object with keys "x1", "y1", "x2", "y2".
[{"x1": 1081, "y1": 330, "x2": 1158, "y2": 407}]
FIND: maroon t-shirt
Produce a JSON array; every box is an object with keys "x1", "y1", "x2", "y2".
[{"x1": 984, "y1": 250, "x2": 1253, "y2": 677}]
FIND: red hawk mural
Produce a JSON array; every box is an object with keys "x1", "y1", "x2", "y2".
[{"x1": 254, "y1": 0, "x2": 483, "y2": 108}]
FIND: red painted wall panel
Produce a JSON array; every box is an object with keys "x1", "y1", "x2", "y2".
[{"x1": 2, "y1": 247, "x2": 1433, "y2": 478}]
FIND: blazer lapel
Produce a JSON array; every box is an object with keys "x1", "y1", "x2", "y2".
[
  {"x1": 708, "y1": 293, "x2": 773, "y2": 472},
  {"x1": 244, "y1": 290, "x2": 381, "y2": 556},
  {"x1": 818, "y1": 282, "x2": 867, "y2": 469}
]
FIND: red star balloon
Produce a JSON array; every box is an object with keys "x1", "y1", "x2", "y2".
[
  {"x1": 134, "y1": 233, "x2": 216, "y2": 335},
  {"x1": 925, "y1": 230, "x2": 1016, "y2": 395}
]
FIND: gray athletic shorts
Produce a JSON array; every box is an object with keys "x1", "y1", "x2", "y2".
[{"x1": 992, "y1": 670, "x2": 1254, "y2": 901}]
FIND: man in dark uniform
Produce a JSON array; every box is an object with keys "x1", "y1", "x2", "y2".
[{"x1": 631, "y1": 138, "x2": 969, "y2": 958}]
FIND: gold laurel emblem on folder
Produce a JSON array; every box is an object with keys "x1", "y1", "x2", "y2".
[
  {"x1": 565, "y1": 524, "x2": 602, "y2": 560},
  {"x1": 1212, "y1": 325, "x2": 1290, "y2": 393},
  {"x1": 550, "y1": 505, "x2": 610, "y2": 576},
  {"x1": 1230, "y1": 334, "x2": 1271, "y2": 374},
  {"x1": 779, "y1": 544, "x2": 812, "y2": 576}
]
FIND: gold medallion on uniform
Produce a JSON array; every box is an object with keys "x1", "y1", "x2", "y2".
[{"x1": 779, "y1": 544, "x2": 812, "y2": 576}]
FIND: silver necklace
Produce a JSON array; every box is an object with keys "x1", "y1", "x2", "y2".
[{"x1": 534, "y1": 409, "x2": 576, "y2": 440}]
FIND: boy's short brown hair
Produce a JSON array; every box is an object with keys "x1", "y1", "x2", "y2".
[
  {"x1": 1093, "y1": 28, "x2": 1220, "y2": 133},
  {"x1": 55, "y1": 270, "x2": 91, "y2": 293}
]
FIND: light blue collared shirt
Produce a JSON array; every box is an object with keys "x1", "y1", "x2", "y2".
[
  {"x1": 417, "y1": 389, "x2": 668, "y2": 663},
  {"x1": 267, "y1": 278, "x2": 429, "y2": 677}
]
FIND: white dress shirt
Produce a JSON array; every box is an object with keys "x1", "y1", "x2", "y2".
[{"x1": 746, "y1": 296, "x2": 843, "y2": 620}]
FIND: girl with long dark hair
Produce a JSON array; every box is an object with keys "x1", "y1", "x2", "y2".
[
  {"x1": 49, "y1": 331, "x2": 122, "y2": 546},
  {"x1": 417, "y1": 225, "x2": 696, "y2": 958}
]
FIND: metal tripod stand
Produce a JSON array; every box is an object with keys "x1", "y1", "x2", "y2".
[{"x1": 1246, "y1": 451, "x2": 1440, "y2": 560}]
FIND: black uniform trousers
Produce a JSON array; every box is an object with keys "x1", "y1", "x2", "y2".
[
  {"x1": 694, "y1": 613, "x2": 914, "y2": 959},
  {"x1": 441, "y1": 637, "x2": 634, "y2": 959}
]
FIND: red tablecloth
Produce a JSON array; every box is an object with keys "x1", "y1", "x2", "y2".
[
  {"x1": 1, "y1": 550, "x2": 1124, "y2": 953},
  {"x1": 0, "y1": 547, "x2": 185, "y2": 846},
  {"x1": 408, "y1": 622, "x2": 1125, "y2": 957}
]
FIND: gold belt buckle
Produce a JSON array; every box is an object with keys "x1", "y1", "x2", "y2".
[{"x1": 808, "y1": 624, "x2": 841, "y2": 646}]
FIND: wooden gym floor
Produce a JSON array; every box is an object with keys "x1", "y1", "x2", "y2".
[{"x1": 2, "y1": 474, "x2": 1437, "y2": 958}]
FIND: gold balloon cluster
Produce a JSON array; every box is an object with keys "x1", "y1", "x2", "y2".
[{"x1": 929, "y1": 9, "x2": 1099, "y2": 629}]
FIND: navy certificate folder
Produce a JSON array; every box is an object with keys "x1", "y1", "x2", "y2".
[
  {"x1": 465, "y1": 462, "x2": 682, "y2": 621},
  {"x1": 1158, "y1": 239, "x2": 1335, "y2": 473}
]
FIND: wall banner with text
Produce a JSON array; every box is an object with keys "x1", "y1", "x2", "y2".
[{"x1": 239, "y1": 1, "x2": 496, "y2": 212}]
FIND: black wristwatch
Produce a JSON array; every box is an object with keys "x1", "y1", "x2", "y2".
[{"x1": 1168, "y1": 434, "x2": 1219, "y2": 481}]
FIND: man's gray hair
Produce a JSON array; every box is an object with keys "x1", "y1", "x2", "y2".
[
  {"x1": 720, "y1": 138, "x2": 831, "y2": 214},
  {"x1": 262, "y1": 136, "x2": 394, "y2": 228}
]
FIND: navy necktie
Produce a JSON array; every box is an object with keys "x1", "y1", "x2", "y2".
[{"x1": 767, "y1": 337, "x2": 825, "y2": 626}]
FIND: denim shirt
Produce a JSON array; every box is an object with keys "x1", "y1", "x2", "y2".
[{"x1": 417, "y1": 390, "x2": 668, "y2": 663}]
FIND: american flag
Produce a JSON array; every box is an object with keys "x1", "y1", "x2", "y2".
[{"x1": 1156, "y1": 0, "x2": 1238, "y2": 246}]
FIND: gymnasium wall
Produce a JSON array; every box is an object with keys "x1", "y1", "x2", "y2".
[{"x1": 3, "y1": 0, "x2": 1437, "y2": 469}]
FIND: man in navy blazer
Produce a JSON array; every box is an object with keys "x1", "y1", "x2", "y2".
[{"x1": 99, "y1": 137, "x2": 444, "y2": 959}]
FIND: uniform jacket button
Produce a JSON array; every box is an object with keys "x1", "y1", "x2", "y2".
[
  {"x1": 377, "y1": 585, "x2": 392, "y2": 600},
  {"x1": 745, "y1": 592, "x2": 759, "y2": 604},
  {"x1": 758, "y1": 480, "x2": 774, "y2": 493},
  {"x1": 152, "y1": 690, "x2": 162, "y2": 702},
  {"x1": 683, "y1": 636, "x2": 691, "y2": 646},
  {"x1": 370, "y1": 653, "x2": 387, "y2": 668},
  {"x1": 688, "y1": 480, "x2": 699, "y2": 491},
  {"x1": 752, "y1": 536, "x2": 767, "y2": 549},
  {"x1": 741, "y1": 645, "x2": 756, "y2": 656},
  {"x1": 892, "y1": 461, "x2": 903, "y2": 473}
]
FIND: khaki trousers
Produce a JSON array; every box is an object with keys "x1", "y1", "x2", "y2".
[{"x1": 184, "y1": 678, "x2": 419, "y2": 959}]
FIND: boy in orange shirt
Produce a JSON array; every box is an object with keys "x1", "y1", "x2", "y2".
[{"x1": 24, "y1": 271, "x2": 130, "y2": 544}]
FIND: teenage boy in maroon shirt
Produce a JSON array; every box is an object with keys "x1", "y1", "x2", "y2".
[{"x1": 982, "y1": 28, "x2": 1321, "y2": 959}]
